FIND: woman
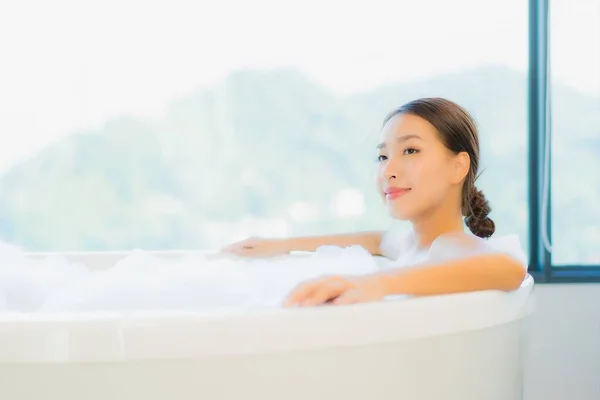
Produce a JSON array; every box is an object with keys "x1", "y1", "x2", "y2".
[{"x1": 223, "y1": 97, "x2": 527, "y2": 307}]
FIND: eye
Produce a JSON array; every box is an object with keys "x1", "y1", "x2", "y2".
[
  {"x1": 376, "y1": 154, "x2": 388, "y2": 162},
  {"x1": 403, "y1": 148, "x2": 419, "y2": 155}
]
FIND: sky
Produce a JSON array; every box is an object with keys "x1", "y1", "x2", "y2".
[{"x1": 0, "y1": 0, "x2": 598, "y2": 172}]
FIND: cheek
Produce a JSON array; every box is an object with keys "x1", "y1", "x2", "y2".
[
  {"x1": 375, "y1": 170, "x2": 385, "y2": 195},
  {"x1": 413, "y1": 159, "x2": 449, "y2": 193},
  {"x1": 428, "y1": 163, "x2": 455, "y2": 195},
  {"x1": 405, "y1": 159, "x2": 427, "y2": 183}
]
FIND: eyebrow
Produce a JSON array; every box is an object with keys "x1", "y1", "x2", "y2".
[{"x1": 376, "y1": 134, "x2": 422, "y2": 149}]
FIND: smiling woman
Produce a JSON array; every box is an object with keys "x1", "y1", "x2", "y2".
[
  {"x1": 376, "y1": 98, "x2": 495, "y2": 239},
  {"x1": 226, "y1": 97, "x2": 528, "y2": 306}
]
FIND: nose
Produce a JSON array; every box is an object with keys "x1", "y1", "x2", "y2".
[{"x1": 382, "y1": 157, "x2": 398, "y2": 180}]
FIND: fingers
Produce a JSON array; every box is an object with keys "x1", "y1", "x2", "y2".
[
  {"x1": 224, "y1": 244, "x2": 253, "y2": 255},
  {"x1": 284, "y1": 276, "x2": 349, "y2": 307},
  {"x1": 302, "y1": 279, "x2": 346, "y2": 306},
  {"x1": 220, "y1": 238, "x2": 257, "y2": 255},
  {"x1": 284, "y1": 280, "x2": 320, "y2": 307},
  {"x1": 332, "y1": 290, "x2": 361, "y2": 305},
  {"x1": 221, "y1": 238, "x2": 286, "y2": 258}
]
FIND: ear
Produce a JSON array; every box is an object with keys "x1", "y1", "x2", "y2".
[{"x1": 451, "y1": 151, "x2": 470, "y2": 184}]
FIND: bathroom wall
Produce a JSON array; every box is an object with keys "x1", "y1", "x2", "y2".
[{"x1": 525, "y1": 284, "x2": 600, "y2": 400}]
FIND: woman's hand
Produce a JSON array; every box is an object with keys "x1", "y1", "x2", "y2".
[
  {"x1": 221, "y1": 237, "x2": 291, "y2": 258},
  {"x1": 284, "y1": 274, "x2": 387, "y2": 307}
]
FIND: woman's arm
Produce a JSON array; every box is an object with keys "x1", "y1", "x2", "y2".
[
  {"x1": 223, "y1": 231, "x2": 386, "y2": 257},
  {"x1": 377, "y1": 252, "x2": 527, "y2": 296},
  {"x1": 284, "y1": 252, "x2": 527, "y2": 307}
]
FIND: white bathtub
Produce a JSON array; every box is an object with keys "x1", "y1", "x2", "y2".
[{"x1": 0, "y1": 252, "x2": 535, "y2": 400}]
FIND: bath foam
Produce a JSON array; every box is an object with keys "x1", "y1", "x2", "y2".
[
  {"x1": 0, "y1": 232, "x2": 527, "y2": 314},
  {"x1": 0, "y1": 245, "x2": 379, "y2": 313},
  {"x1": 0, "y1": 242, "x2": 91, "y2": 312}
]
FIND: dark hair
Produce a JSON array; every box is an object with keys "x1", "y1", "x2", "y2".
[{"x1": 383, "y1": 97, "x2": 495, "y2": 238}]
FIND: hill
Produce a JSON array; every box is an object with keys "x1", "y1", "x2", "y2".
[{"x1": 0, "y1": 66, "x2": 597, "y2": 263}]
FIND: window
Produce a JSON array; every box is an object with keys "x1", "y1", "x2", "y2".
[
  {"x1": 549, "y1": 0, "x2": 600, "y2": 266},
  {"x1": 527, "y1": 0, "x2": 600, "y2": 281},
  {"x1": 0, "y1": 0, "x2": 530, "y2": 252}
]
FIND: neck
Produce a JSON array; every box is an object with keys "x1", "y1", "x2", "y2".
[{"x1": 410, "y1": 205, "x2": 464, "y2": 250}]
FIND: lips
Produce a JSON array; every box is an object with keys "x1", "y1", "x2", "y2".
[{"x1": 384, "y1": 187, "x2": 411, "y2": 200}]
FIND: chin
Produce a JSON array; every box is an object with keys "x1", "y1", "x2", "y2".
[{"x1": 387, "y1": 205, "x2": 415, "y2": 221}]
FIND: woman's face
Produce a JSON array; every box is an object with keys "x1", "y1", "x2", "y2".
[{"x1": 375, "y1": 113, "x2": 466, "y2": 221}]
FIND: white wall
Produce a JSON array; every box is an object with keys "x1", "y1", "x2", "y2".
[{"x1": 525, "y1": 284, "x2": 600, "y2": 400}]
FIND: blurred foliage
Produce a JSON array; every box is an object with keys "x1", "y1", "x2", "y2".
[{"x1": 0, "y1": 66, "x2": 597, "y2": 264}]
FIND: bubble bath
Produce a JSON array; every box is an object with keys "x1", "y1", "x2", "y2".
[
  {"x1": 0, "y1": 231, "x2": 527, "y2": 314},
  {"x1": 0, "y1": 243, "x2": 379, "y2": 313}
]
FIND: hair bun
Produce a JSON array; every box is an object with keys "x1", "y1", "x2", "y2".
[{"x1": 465, "y1": 189, "x2": 495, "y2": 238}]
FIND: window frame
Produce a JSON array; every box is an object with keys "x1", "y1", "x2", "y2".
[{"x1": 527, "y1": 0, "x2": 600, "y2": 282}]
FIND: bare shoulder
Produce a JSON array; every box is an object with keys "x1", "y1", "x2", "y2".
[
  {"x1": 427, "y1": 232, "x2": 493, "y2": 262},
  {"x1": 432, "y1": 232, "x2": 488, "y2": 249},
  {"x1": 428, "y1": 232, "x2": 527, "y2": 268}
]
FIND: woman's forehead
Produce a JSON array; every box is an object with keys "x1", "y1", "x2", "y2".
[{"x1": 380, "y1": 113, "x2": 438, "y2": 143}]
